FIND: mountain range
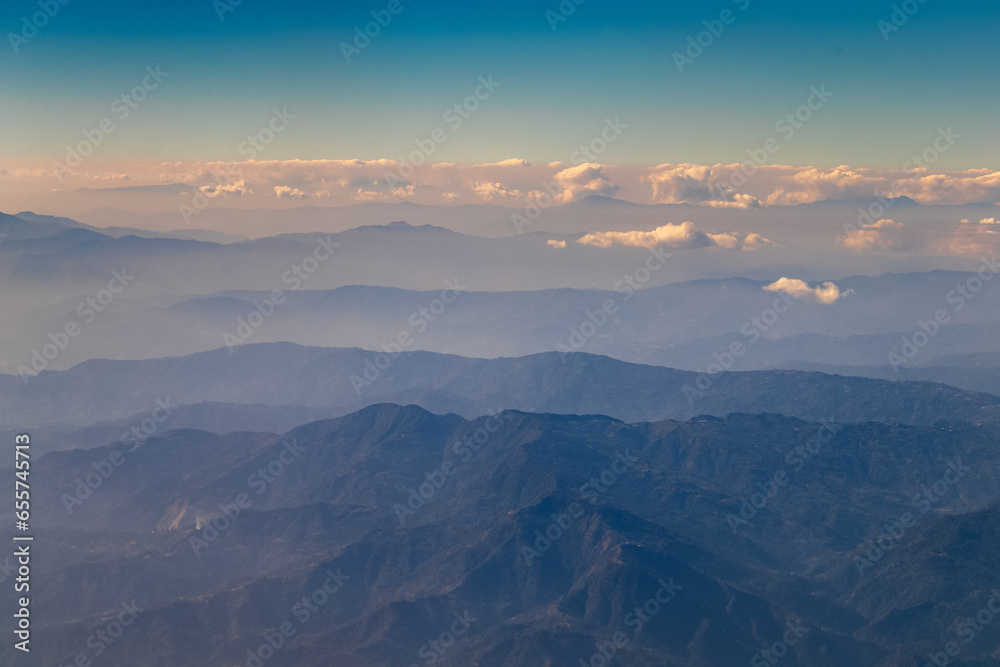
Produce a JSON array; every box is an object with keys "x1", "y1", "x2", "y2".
[{"x1": 3, "y1": 404, "x2": 999, "y2": 665}]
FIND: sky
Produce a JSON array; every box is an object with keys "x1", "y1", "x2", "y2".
[{"x1": 1, "y1": 0, "x2": 998, "y2": 214}]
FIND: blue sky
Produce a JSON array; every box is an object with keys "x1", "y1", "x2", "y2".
[{"x1": 1, "y1": 0, "x2": 998, "y2": 169}]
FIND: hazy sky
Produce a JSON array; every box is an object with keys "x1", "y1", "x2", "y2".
[{"x1": 3, "y1": 0, "x2": 998, "y2": 169}]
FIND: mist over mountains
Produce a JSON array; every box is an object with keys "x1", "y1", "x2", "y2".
[
  {"x1": 4, "y1": 207, "x2": 1000, "y2": 379},
  {"x1": 3, "y1": 201, "x2": 1000, "y2": 667}
]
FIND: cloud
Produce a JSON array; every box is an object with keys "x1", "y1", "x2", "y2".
[
  {"x1": 391, "y1": 184, "x2": 417, "y2": 198},
  {"x1": 16, "y1": 157, "x2": 1000, "y2": 208},
  {"x1": 938, "y1": 222, "x2": 999, "y2": 255},
  {"x1": 553, "y1": 163, "x2": 620, "y2": 203},
  {"x1": 578, "y1": 222, "x2": 711, "y2": 249},
  {"x1": 547, "y1": 240, "x2": 566, "y2": 248},
  {"x1": 979, "y1": 217, "x2": 999, "y2": 225},
  {"x1": 706, "y1": 232, "x2": 741, "y2": 249},
  {"x1": 578, "y1": 223, "x2": 777, "y2": 251},
  {"x1": 839, "y1": 218, "x2": 916, "y2": 252},
  {"x1": 480, "y1": 158, "x2": 531, "y2": 167},
  {"x1": 273, "y1": 185, "x2": 309, "y2": 199},
  {"x1": 764, "y1": 277, "x2": 844, "y2": 304},
  {"x1": 472, "y1": 181, "x2": 524, "y2": 202},
  {"x1": 647, "y1": 164, "x2": 763, "y2": 208},
  {"x1": 199, "y1": 178, "x2": 252, "y2": 196},
  {"x1": 355, "y1": 188, "x2": 388, "y2": 202},
  {"x1": 894, "y1": 169, "x2": 1000, "y2": 204},
  {"x1": 743, "y1": 233, "x2": 779, "y2": 250},
  {"x1": 766, "y1": 165, "x2": 883, "y2": 205}
]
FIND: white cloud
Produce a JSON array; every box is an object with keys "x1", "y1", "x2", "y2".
[
  {"x1": 578, "y1": 223, "x2": 777, "y2": 251},
  {"x1": 766, "y1": 165, "x2": 883, "y2": 205},
  {"x1": 391, "y1": 184, "x2": 417, "y2": 198},
  {"x1": 480, "y1": 158, "x2": 531, "y2": 167},
  {"x1": 553, "y1": 163, "x2": 620, "y2": 203},
  {"x1": 647, "y1": 163, "x2": 763, "y2": 208},
  {"x1": 199, "y1": 178, "x2": 252, "y2": 196},
  {"x1": 547, "y1": 239, "x2": 566, "y2": 248},
  {"x1": 274, "y1": 185, "x2": 309, "y2": 199},
  {"x1": 578, "y1": 222, "x2": 710, "y2": 249},
  {"x1": 764, "y1": 277, "x2": 844, "y2": 304},
  {"x1": 355, "y1": 188, "x2": 387, "y2": 202},
  {"x1": 894, "y1": 169, "x2": 1000, "y2": 204},
  {"x1": 472, "y1": 181, "x2": 523, "y2": 202}
]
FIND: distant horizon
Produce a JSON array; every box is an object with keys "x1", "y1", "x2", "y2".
[{"x1": 5, "y1": 156, "x2": 1000, "y2": 220}]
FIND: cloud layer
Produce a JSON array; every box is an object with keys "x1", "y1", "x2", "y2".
[{"x1": 14, "y1": 157, "x2": 1000, "y2": 210}]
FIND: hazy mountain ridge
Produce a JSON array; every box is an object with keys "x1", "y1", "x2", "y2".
[
  {"x1": 6, "y1": 268, "x2": 1000, "y2": 373},
  {"x1": 4, "y1": 346, "x2": 1000, "y2": 442}
]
